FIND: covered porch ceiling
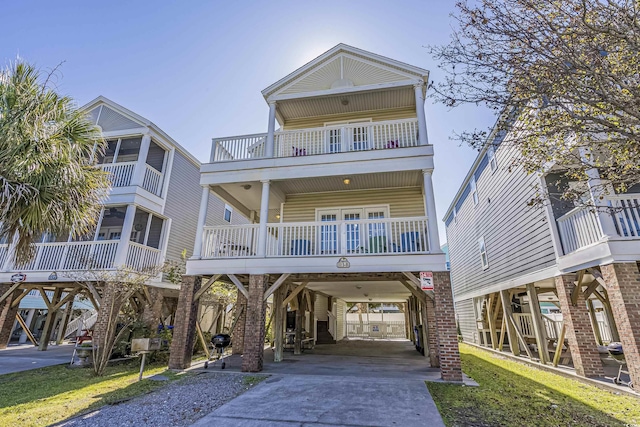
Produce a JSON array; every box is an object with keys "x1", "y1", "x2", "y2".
[
  {"x1": 306, "y1": 280, "x2": 411, "y2": 303},
  {"x1": 275, "y1": 85, "x2": 415, "y2": 125},
  {"x1": 212, "y1": 170, "x2": 423, "y2": 219}
]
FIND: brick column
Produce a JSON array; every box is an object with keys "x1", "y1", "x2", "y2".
[
  {"x1": 141, "y1": 287, "x2": 164, "y2": 331},
  {"x1": 425, "y1": 298, "x2": 439, "y2": 368},
  {"x1": 601, "y1": 263, "x2": 640, "y2": 387},
  {"x1": 168, "y1": 276, "x2": 201, "y2": 370},
  {"x1": 232, "y1": 292, "x2": 247, "y2": 355},
  {"x1": 242, "y1": 274, "x2": 268, "y2": 372},
  {"x1": 93, "y1": 282, "x2": 117, "y2": 356},
  {"x1": 0, "y1": 285, "x2": 21, "y2": 349},
  {"x1": 555, "y1": 274, "x2": 604, "y2": 377},
  {"x1": 433, "y1": 272, "x2": 463, "y2": 382}
]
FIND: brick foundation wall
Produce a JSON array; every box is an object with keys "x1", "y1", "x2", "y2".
[
  {"x1": 232, "y1": 291, "x2": 247, "y2": 354},
  {"x1": 168, "y1": 276, "x2": 201, "y2": 370},
  {"x1": 0, "y1": 284, "x2": 21, "y2": 349},
  {"x1": 433, "y1": 271, "x2": 463, "y2": 382},
  {"x1": 555, "y1": 274, "x2": 604, "y2": 377},
  {"x1": 242, "y1": 274, "x2": 268, "y2": 372},
  {"x1": 601, "y1": 262, "x2": 640, "y2": 387}
]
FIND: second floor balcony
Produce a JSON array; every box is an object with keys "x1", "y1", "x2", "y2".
[
  {"x1": 96, "y1": 135, "x2": 168, "y2": 197},
  {"x1": 211, "y1": 118, "x2": 421, "y2": 163}
]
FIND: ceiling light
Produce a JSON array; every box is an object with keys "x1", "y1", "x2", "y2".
[
  {"x1": 363, "y1": 293, "x2": 369, "y2": 297},
  {"x1": 355, "y1": 285, "x2": 362, "y2": 289},
  {"x1": 275, "y1": 214, "x2": 281, "y2": 219},
  {"x1": 343, "y1": 178, "x2": 350, "y2": 185},
  {"x1": 341, "y1": 98, "x2": 349, "y2": 106},
  {"x1": 242, "y1": 184, "x2": 252, "y2": 190}
]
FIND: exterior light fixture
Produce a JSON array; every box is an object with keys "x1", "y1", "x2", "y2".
[
  {"x1": 275, "y1": 214, "x2": 281, "y2": 219},
  {"x1": 343, "y1": 178, "x2": 350, "y2": 185}
]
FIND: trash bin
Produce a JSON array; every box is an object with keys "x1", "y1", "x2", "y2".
[{"x1": 414, "y1": 325, "x2": 424, "y2": 355}]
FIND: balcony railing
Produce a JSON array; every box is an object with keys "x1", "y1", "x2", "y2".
[
  {"x1": 1, "y1": 240, "x2": 162, "y2": 273},
  {"x1": 211, "y1": 118, "x2": 420, "y2": 162},
  {"x1": 142, "y1": 164, "x2": 163, "y2": 196},
  {"x1": 200, "y1": 217, "x2": 429, "y2": 259},
  {"x1": 556, "y1": 193, "x2": 640, "y2": 254},
  {"x1": 100, "y1": 161, "x2": 136, "y2": 187},
  {"x1": 99, "y1": 161, "x2": 164, "y2": 196}
]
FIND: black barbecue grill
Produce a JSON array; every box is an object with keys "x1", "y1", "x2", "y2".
[
  {"x1": 607, "y1": 342, "x2": 634, "y2": 389},
  {"x1": 204, "y1": 334, "x2": 231, "y2": 369}
]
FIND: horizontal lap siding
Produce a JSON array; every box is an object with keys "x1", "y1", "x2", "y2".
[
  {"x1": 163, "y1": 152, "x2": 202, "y2": 262},
  {"x1": 446, "y1": 142, "x2": 556, "y2": 299},
  {"x1": 455, "y1": 298, "x2": 477, "y2": 344},
  {"x1": 163, "y1": 152, "x2": 249, "y2": 263},
  {"x1": 283, "y1": 107, "x2": 416, "y2": 130},
  {"x1": 282, "y1": 187, "x2": 424, "y2": 222}
]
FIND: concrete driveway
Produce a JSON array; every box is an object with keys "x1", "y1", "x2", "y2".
[
  {"x1": 0, "y1": 344, "x2": 74, "y2": 375},
  {"x1": 190, "y1": 339, "x2": 447, "y2": 426}
]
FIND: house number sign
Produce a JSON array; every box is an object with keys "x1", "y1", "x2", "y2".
[{"x1": 337, "y1": 257, "x2": 350, "y2": 268}]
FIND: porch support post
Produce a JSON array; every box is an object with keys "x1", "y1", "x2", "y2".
[
  {"x1": 414, "y1": 81, "x2": 429, "y2": 145},
  {"x1": 133, "y1": 134, "x2": 152, "y2": 187},
  {"x1": 600, "y1": 263, "x2": 640, "y2": 388},
  {"x1": 38, "y1": 288, "x2": 62, "y2": 351},
  {"x1": 192, "y1": 186, "x2": 210, "y2": 259},
  {"x1": 242, "y1": 274, "x2": 269, "y2": 372},
  {"x1": 273, "y1": 284, "x2": 285, "y2": 362},
  {"x1": 265, "y1": 101, "x2": 277, "y2": 158},
  {"x1": 579, "y1": 148, "x2": 618, "y2": 237},
  {"x1": 586, "y1": 299, "x2": 603, "y2": 345},
  {"x1": 526, "y1": 283, "x2": 550, "y2": 364},
  {"x1": 555, "y1": 274, "x2": 604, "y2": 377},
  {"x1": 425, "y1": 298, "x2": 439, "y2": 367},
  {"x1": 168, "y1": 275, "x2": 201, "y2": 369},
  {"x1": 257, "y1": 180, "x2": 270, "y2": 258},
  {"x1": 56, "y1": 302, "x2": 72, "y2": 345},
  {"x1": 422, "y1": 170, "x2": 441, "y2": 251},
  {"x1": 114, "y1": 205, "x2": 136, "y2": 267},
  {"x1": 432, "y1": 272, "x2": 462, "y2": 381},
  {"x1": 0, "y1": 284, "x2": 22, "y2": 349},
  {"x1": 294, "y1": 292, "x2": 303, "y2": 355},
  {"x1": 500, "y1": 290, "x2": 520, "y2": 356},
  {"x1": 232, "y1": 291, "x2": 247, "y2": 354},
  {"x1": 18, "y1": 309, "x2": 36, "y2": 344}
]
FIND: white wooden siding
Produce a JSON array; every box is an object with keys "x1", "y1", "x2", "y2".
[
  {"x1": 455, "y1": 299, "x2": 477, "y2": 344},
  {"x1": 446, "y1": 142, "x2": 557, "y2": 300},
  {"x1": 315, "y1": 294, "x2": 328, "y2": 321},
  {"x1": 282, "y1": 187, "x2": 424, "y2": 223}
]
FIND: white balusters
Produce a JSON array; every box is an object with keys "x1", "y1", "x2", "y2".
[
  {"x1": 212, "y1": 133, "x2": 268, "y2": 161},
  {"x1": 99, "y1": 161, "x2": 137, "y2": 187},
  {"x1": 142, "y1": 165, "x2": 163, "y2": 196},
  {"x1": 125, "y1": 242, "x2": 162, "y2": 270}
]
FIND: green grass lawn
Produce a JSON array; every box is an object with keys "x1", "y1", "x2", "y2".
[
  {"x1": 427, "y1": 343, "x2": 640, "y2": 427},
  {"x1": 0, "y1": 361, "x2": 184, "y2": 427}
]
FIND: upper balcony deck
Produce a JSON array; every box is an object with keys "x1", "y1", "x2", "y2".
[{"x1": 211, "y1": 118, "x2": 420, "y2": 163}]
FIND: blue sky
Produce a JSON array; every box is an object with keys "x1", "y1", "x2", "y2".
[{"x1": 3, "y1": 1, "x2": 495, "y2": 242}]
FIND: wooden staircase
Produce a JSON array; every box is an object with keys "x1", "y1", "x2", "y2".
[{"x1": 316, "y1": 320, "x2": 336, "y2": 344}]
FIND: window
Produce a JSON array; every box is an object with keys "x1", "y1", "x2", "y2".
[
  {"x1": 488, "y1": 146, "x2": 497, "y2": 172},
  {"x1": 224, "y1": 204, "x2": 233, "y2": 222},
  {"x1": 478, "y1": 237, "x2": 489, "y2": 270},
  {"x1": 471, "y1": 177, "x2": 479, "y2": 206}
]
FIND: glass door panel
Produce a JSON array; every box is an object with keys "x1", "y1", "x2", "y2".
[
  {"x1": 366, "y1": 210, "x2": 387, "y2": 253},
  {"x1": 319, "y1": 212, "x2": 338, "y2": 254},
  {"x1": 343, "y1": 209, "x2": 362, "y2": 253}
]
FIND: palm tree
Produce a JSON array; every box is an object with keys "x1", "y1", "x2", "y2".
[{"x1": 0, "y1": 60, "x2": 109, "y2": 264}]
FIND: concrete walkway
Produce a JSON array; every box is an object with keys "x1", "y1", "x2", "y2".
[
  {"x1": 0, "y1": 343, "x2": 74, "y2": 375},
  {"x1": 191, "y1": 339, "x2": 447, "y2": 426}
]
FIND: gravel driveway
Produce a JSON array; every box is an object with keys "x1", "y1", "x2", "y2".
[{"x1": 55, "y1": 372, "x2": 266, "y2": 427}]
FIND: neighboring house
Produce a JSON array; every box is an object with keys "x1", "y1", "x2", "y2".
[
  {"x1": 170, "y1": 44, "x2": 462, "y2": 382},
  {"x1": 444, "y1": 115, "x2": 640, "y2": 387},
  {"x1": 0, "y1": 96, "x2": 248, "y2": 350}
]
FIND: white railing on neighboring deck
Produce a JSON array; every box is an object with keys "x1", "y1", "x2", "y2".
[
  {"x1": 99, "y1": 161, "x2": 137, "y2": 187},
  {"x1": 3, "y1": 240, "x2": 119, "y2": 272},
  {"x1": 142, "y1": 164, "x2": 163, "y2": 196},
  {"x1": 210, "y1": 119, "x2": 420, "y2": 162},
  {"x1": 556, "y1": 207, "x2": 603, "y2": 254},
  {"x1": 346, "y1": 321, "x2": 406, "y2": 339},
  {"x1": 556, "y1": 193, "x2": 640, "y2": 254},
  {"x1": 608, "y1": 193, "x2": 640, "y2": 238},
  {"x1": 125, "y1": 241, "x2": 162, "y2": 271},
  {"x1": 201, "y1": 224, "x2": 259, "y2": 258},
  {"x1": 513, "y1": 313, "x2": 560, "y2": 341},
  {"x1": 199, "y1": 217, "x2": 429, "y2": 259}
]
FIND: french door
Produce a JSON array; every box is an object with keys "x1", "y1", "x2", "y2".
[
  {"x1": 325, "y1": 120, "x2": 371, "y2": 153},
  {"x1": 316, "y1": 206, "x2": 388, "y2": 254}
]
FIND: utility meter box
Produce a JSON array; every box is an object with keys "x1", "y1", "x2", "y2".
[{"x1": 131, "y1": 338, "x2": 161, "y2": 352}]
